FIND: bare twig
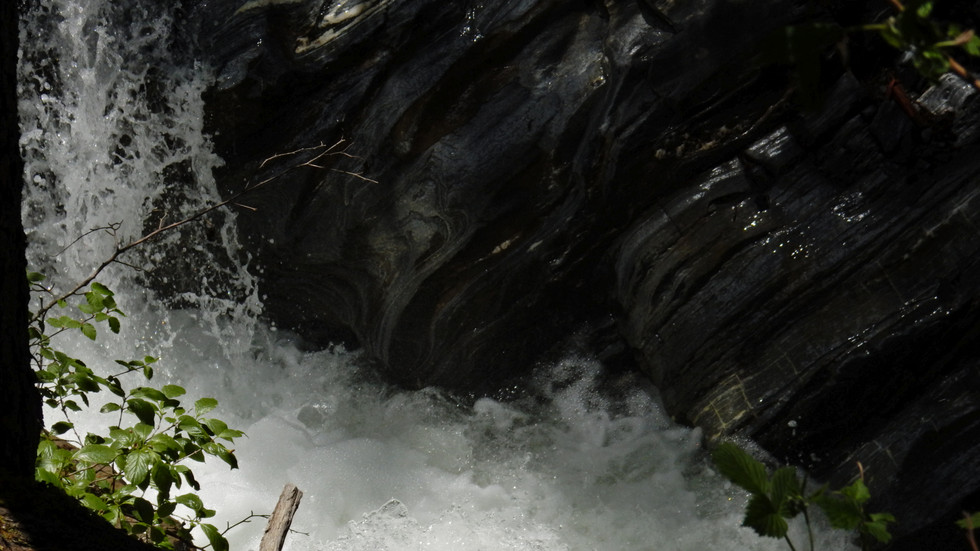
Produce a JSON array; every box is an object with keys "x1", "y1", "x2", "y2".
[
  {"x1": 220, "y1": 511, "x2": 269, "y2": 536},
  {"x1": 32, "y1": 138, "x2": 372, "y2": 321}
]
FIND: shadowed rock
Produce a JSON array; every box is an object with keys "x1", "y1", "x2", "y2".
[{"x1": 189, "y1": 0, "x2": 980, "y2": 546}]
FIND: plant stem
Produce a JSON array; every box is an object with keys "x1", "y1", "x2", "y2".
[
  {"x1": 783, "y1": 534, "x2": 799, "y2": 551},
  {"x1": 802, "y1": 507, "x2": 815, "y2": 551}
]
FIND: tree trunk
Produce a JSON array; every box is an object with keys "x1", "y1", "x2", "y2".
[{"x1": 0, "y1": 0, "x2": 42, "y2": 479}]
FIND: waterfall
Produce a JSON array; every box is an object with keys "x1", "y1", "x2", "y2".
[{"x1": 17, "y1": 1, "x2": 857, "y2": 550}]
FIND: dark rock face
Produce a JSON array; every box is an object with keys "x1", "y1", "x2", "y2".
[
  {"x1": 197, "y1": 0, "x2": 808, "y2": 387},
  {"x1": 614, "y1": 71, "x2": 980, "y2": 545},
  {"x1": 190, "y1": 0, "x2": 980, "y2": 545}
]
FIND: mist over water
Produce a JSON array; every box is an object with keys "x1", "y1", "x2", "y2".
[{"x1": 17, "y1": 1, "x2": 857, "y2": 550}]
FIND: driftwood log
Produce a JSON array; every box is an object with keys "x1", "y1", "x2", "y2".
[{"x1": 259, "y1": 484, "x2": 303, "y2": 551}]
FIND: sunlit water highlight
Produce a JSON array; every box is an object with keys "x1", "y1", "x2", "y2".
[{"x1": 18, "y1": 1, "x2": 857, "y2": 550}]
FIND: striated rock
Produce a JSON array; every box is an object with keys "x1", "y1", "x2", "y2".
[
  {"x1": 612, "y1": 70, "x2": 980, "y2": 545},
  {"x1": 187, "y1": 0, "x2": 980, "y2": 546},
  {"x1": 196, "y1": 0, "x2": 808, "y2": 387}
]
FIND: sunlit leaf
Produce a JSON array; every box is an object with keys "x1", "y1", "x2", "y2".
[
  {"x1": 123, "y1": 449, "x2": 160, "y2": 486},
  {"x1": 126, "y1": 398, "x2": 156, "y2": 426},
  {"x1": 90, "y1": 281, "x2": 112, "y2": 296},
  {"x1": 162, "y1": 384, "x2": 186, "y2": 399},
  {"x1": 175, "y1": 492, "x2": 204, "y2": 512},
  {"x1": 195, "y1": 397, "x2": 218, "y2": 415},
  {"x1": 74, "y1": 444, "x2": 117, "y2": 464},
  {"x1": 201, "y1": 523, "x2": 229, "y2": 551},
  {"x1": 81, "y1": 493, "x2": 109, "y2": 512}
]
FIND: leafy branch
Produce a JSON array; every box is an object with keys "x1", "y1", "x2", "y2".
[
  {"x1": 712, "y1": 442, "x2": 894, "y2": 551},
  {"x1": 762, "y1": 0, "x2": 980, "y2": 109}
]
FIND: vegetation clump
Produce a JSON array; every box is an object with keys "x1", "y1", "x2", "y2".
[{"x1": 27, "y1": 272, "x2": 241, "y2": 551}]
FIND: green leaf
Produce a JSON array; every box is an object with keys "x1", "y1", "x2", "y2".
[
  {"x1": 80, "y1": 323, "x2": 97, "y2": 340},
  {"x1": 27, "y1": 271, "x2": 46, "y2": 283},
  {"x1": 90, "y1": 281, "x2": 112, "y2": 296},
  {"x1": 194, "y1": 397, "x2": 218, "y2": 415},
  {"x1": 35, "y1": 468, "x2": 63, "y2": 488},
  {"x1": 132, "y1": 422, "x2": 154, "y2": 441},
  {"x1": 105, "y1": 377, "x2": 125, "y2": 398},
  {"x1": 122, "y1": 449, "x2": 160, "y2": 485},
  {"x1": 957, "y1": 512, "x2": 980, "y2": 529},
  {"x1": 769, "y1": 466, "x2": 802, "y2": 516},
  {"x1": 80, "y1": 493, "x2": 109, "y2": 512},
  {"x1": 743, "y1": 493, "x2": 788, "y2": 538},
  {"x1": 51, "y1": 421, "x2": 74, "y2": 435},
  {"x1": 131, "y1": 496, "x2": 155, "y2": 523},
  {"x1": 162, "y1": 384, "x2": 186, "y2": 398},
  {"x1": 204, "y1": 418, "x2": 229, "y2": 438},
  {"x1": 100, "y1": 402, "x2": 122, "y2": 413},
  {"x1": 218, "y1": 428, "x2": 245, "y2": 441},
  {"x1": 201, "y1": 523, "x2": 229, "y2": 551},
  {"x1": 148, "y1": 525, "x2": 168, "y2": 545},
  {"x1": 108, "y1": 316, "x2": 121, "y2": 333},
  {"x1": 156, "y1": 500, "x2": 177, "y2": 518},
  {"x1": 74, "y1": 444, "x2": 117, "y2": 464},
  {"x1": 152, "y1": 463, "x2": 174, "y2": 497},
  {"x1": 840, "y1": 478, "x2": 871, "y2": 505},
  {"x1": 148, "y1": 433, "x2": 182, "y2": 455},
  {"x1": 113, "y1": 484, "x2": 138, "y2": 500},
  {"x1": 126, "y1": 398, "x2": 156, "y2": 426},
  {"x1": 176, "y1": 465, "x2": 200, "y2": 491},
  {"x1": 863, "y1": 517, "x2": 894, "y2": 543},
  {"x1": 132, "y1": 386, "x2": 168, "y2": 402},
  {"x1": 175, "y1": 492, "x2": 204, "y2": 512},
  {"x1": 813, "y1": 494, "x2": 863, "y2": 530},
  {"x1": 203, "y1": 443, "x2": 239, "y2": 469},
  {"x1": 915, "y1": 1, "x2": 933, "y2": 18},
  {"x1": 712, "y1": 442, "x2": 770, "y2": 496},
  {"x1": 109, "y1": 427, "x2": 138, "y2": 448},
  {"x1": 178, "y1": 415, "x2": 206, "y2": 438},
  {"x1": 71, "y1": 372, "x2": 101, "y2": 393}
]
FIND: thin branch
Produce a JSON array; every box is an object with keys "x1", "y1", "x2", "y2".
[
  {"x1": 220, "y1": 511, "x2": 269, "y2": 536},
  {"x1": 55, "y1": 222, "x2": 122, "y2": 258},
  {"x1": 331, "y1": 168, "x2": 379, "y2": 184},
  {"x1": 966, "y1": 512, "x2": 979, "y2": 551},
  {"x1": 946, "y1": 56, "x2": 980, "y2": 92},
  {"x1": 33, "y1": 139, "x2": 373, "y2": 320}
]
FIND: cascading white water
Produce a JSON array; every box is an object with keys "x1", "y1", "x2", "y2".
[{"x1": 17, "y1": 1, "x2": 858, "y2": 550}]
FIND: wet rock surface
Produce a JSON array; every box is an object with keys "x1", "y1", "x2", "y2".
[{"x1": 188, "y1": 0, "x2": 980, "y2": 545}]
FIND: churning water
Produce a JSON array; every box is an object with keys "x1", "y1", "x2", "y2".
[{"x1": 17, "y1": 1, "x2": 857, "y2": 550}]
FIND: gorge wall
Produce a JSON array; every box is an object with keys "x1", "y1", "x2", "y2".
[{"x1": 180, "y1": 0, "x2": 980, "y2": 547}]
